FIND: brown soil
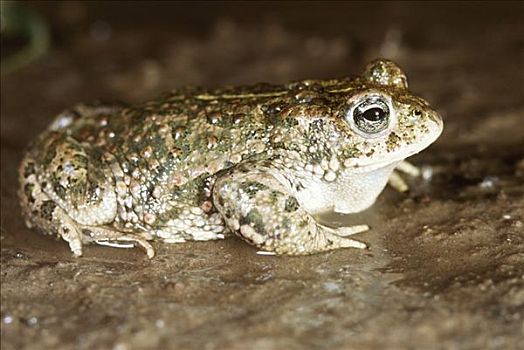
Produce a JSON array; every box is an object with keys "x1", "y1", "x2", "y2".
[{"x1": 1, "y1": 2, "x2": 523, "y2": 349}]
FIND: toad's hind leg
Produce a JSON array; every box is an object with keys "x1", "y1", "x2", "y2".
[
  {"x1": 213, "y1": 164, "x2": 368, "y2": 255},
  {"x1": 19, "y1": 131, "x2": 154, "y2": 257},
  {"x1": 20, "y1": 148, "x2": 87, "y2": 256}
]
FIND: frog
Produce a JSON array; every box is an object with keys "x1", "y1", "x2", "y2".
[{"x1": 18, "y1": 59, "x2": 443, "y2": 258}]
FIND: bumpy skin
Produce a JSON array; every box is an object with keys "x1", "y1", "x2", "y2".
[{"x1": 19, "y1": 59, "x2": 443, "y2": 257}]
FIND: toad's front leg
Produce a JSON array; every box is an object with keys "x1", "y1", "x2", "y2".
[
  {"x1": 388, "y1": 160, "x2": 421, "y2": 192},
  {"x1": 213, "y1": 163, "x2": 368, "y2": 255}
]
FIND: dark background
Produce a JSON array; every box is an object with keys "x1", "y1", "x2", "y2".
[{"x1": 2, "y1": 2, "x2": 523, "y2": 349}]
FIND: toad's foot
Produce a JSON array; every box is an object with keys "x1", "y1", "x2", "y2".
[
  {"x1": 320, "y1": 224, "x2": 370, "y2": 239},
  {"x1": 83, "y1": 226, "x2": 155, "y2": 259},
  {"x1": 213, "y1": 163, "x2": 369, "y2": 255},
  {"x1": 57, "y1": 220, "x2": 155, "y2": 258},
  {"x1": 388, "y1": 160, "x2": 421, "y2": 192},
  {"x1": 49, "y1": 208, "x2": 155, "y2": 258}
]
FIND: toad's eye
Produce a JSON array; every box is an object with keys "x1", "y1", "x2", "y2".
[{"x1": 351, "y1": 97, "x2": 390, "y2": 135}]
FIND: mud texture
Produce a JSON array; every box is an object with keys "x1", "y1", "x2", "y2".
[{"x1": 1, "y1": 2, "x2": 523, "y2": 350}]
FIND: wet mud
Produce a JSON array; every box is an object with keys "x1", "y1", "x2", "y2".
[{"x1": 1, "y1": 2, "x2": 523, "y2": 349}]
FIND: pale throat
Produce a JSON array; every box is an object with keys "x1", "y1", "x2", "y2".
[
  {"x1": 293, "y1": 162, "x2": 399, "y2": 215},
  {"x1": 332, "y1": 162, "x2": 398, "y2": 214}
]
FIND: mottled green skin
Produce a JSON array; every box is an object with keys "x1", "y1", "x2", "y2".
[{"x1": 19, "y1": 59, "x2": 443, "y2": 257}]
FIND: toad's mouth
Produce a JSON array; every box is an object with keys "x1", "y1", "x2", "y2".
[{"x1": 345, "y1": 122, "x2": 443, "y2": 173}]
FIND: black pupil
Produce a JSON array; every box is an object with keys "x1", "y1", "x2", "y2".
[{"x1": 362, "y1": 107, "x2": 385, "y2": 122}]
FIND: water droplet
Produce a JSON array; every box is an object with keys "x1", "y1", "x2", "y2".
[
  {"x1": 421, "y1": 165, "x2": 434, "y2": 181},
  {"x1": 26, "y1": 316, "x2": 38, "y2": 327},
  {"x1": 173, "y1": 126, "x2": 185, "y2": 140},
  {"x1": 479, "y1": 176, "x2": 498, "y2": 189},
  {"x1": 206, "y1": 112, "x2": 221, "y2": 125},
  {"x1": 2, "y1": 314, "x2": 14, "y2": 324},
  {"x1": 294, "y1": 91, "x2": 316, "y2": 104},
  {"x1": 232, "y1": 113, "x2": 244, "y2": 124}
]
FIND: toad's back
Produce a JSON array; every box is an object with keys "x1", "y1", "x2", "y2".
[{"x1": 53, "y1": 84, "x2": 285, "y2": 182}]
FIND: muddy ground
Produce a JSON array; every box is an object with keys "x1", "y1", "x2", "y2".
[{"x1": 1, "y1": 2, "x2": 523, "y2": 350}]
